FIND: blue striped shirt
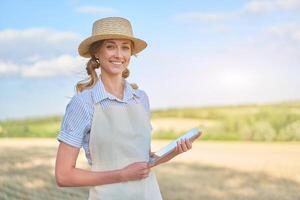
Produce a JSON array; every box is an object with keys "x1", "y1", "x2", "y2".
[{"x1": 57, "y1": 78, "x2": 151, "y2": 165}]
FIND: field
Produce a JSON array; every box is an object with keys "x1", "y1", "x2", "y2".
[
  {"x1": 1, "y1": 139, "x2": 300, "y2": 200},
  {"x1": 1, "y1": 101, "x2": 299, "y2": 199},
  {"x1": 1, "y1": 101, "x2": 300, "y2": 141},
  {"x1": 151, "y1": 101, "x2": 300, "y2": 141}
]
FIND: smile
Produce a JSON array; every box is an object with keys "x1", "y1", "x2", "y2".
[{"x1": 110, "y1": 61, "x2": 123, "y2": 65}]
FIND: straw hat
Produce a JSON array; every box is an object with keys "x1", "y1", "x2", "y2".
[{"x1": 78, "y1": 17, "x2": 147, "y2": 58}]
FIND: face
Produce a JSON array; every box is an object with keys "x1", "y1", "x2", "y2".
[{"x1": 95, "y1": 39, "x2": 132, "y2": 77}]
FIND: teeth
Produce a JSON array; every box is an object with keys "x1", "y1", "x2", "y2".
[{"x1": 110, "y1": 61, "x2": 122, "y2": 64}]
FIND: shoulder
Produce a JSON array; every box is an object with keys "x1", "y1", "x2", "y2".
[
  {"x1": 134, "y1": 88, "x2": 150, "y2": 102},
  {"x1": 63, "y1": 88, "x2": 96, "y2": 119},
  {"x1": 68, "y1": 87, "x2": 94, "y2": 108},
  {"x1": 133, "y1": 88, "x2": 151, "y2": 113}
]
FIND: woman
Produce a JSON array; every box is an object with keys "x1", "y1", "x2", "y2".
[{"x1": 55, "y1": 17, "x2": 193, "y2": 200}]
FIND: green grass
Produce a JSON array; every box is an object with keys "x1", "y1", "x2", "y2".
[
  {"x1": 1, "y1": 100, "x2": 300, "y2": 141},
  {"x1": 151, "y1": 101, "x2": 300, "y2": 141},
  {"x1": 0, "y1": 116, "x2": 62, "y2": 137}
]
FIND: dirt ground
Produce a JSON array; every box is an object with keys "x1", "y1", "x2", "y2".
[{"x1": 1, "y1": 138, "x2": 300, "y2": 200}]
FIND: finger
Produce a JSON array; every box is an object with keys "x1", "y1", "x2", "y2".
[
  {"x1": 141, "y1": 170, "x2": 150, "y2": 177},
  {"x1": 142, "y1": 174, "x2": 149, "y2": 179},
  {"x1": 173, "y1": 144, "x2": 178, "y2": 153},
  {"x1": 177, "y1": 140, "x2": 183, "y2": 153},
  {"x1": 175, "y1": 141, "x2": 180, "y2": 153},
  {"x1": 185, "y1": 139, "x2": 192, "y2": 149},
  {"x1": 181, "y1": 139, "x2": 188, "y2": 152},
  {"x1": 142, "y1": 169, "x2": 150, "y2": 174},
  {"x1": 141, "y1": 162, "x2": 149, "y2": 168},
  {"x1": 137, "y1": 162, "x2": 148, "y2": 166},
  {"x1": 139, "y1": 174, "x2": 146, "y2": 180},
  {"x1": 139, "y1": 171, "x2": 149, "y2": 178}
]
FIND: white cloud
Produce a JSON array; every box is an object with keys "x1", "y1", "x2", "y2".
[
  {"x1": 173, "y1": 0, "x2": 300, "y2": 24},
  {"x1": 0, "y1": 61, "x2": 21, "y2": 75},
  {"x1": 0, "y1": 55, "x2": 86, "y2": 77},
  {"x1": 243, "y1": 1, "x2": 277, "y2": 13},
  {"x1": 0, "y1": 28, "x2": 86, "y2": 77},
  {"x1": 267, "y1": 23, "x2": 300, "y2": 42},
  {"x1": 22, "y1": 55, "x2": 86, "y2": 77},
  {"x1": 0, "y1": 28, "x2": 81, "y2": 62},
  {"x1": 0, "y1": 28, "x2": 79, "y2": 44},
  {"x1": 243, "y1": 0, "x2": 300, "y2": 13},
  {"x1": 75, "y1": 6, "x2": 116, "y2": 14}
]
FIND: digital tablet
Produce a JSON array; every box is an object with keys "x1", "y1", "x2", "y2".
[{"x1": 149, "y1": 128, "x2": 202, "y2": 165}]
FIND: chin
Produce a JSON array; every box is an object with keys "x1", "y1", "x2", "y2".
[
  {"x1": 103, "y1": 66, "x2": 126, "y2": 76},
  {"x1": 108, "y1": 71, "x2": 124, "y2": 76},
  {"x1": 112, "y1": 68, "x2": 126, "y2": 74}
]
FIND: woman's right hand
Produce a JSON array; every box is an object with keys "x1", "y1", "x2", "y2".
[{"x1": 120, "y1": 162, "x2": 150, "y2": 182}]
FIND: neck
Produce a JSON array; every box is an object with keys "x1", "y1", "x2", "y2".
[{"x1": 100, "y1": 73, "x2": 125, "y2": 100}]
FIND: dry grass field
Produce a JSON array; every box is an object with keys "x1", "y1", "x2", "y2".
[{"x1": 1, "y1": 139, "x2": 300, "y2": 200}]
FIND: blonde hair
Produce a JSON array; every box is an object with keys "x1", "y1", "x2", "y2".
[{"x1": 76, "y1": 40, "x2": 137, "y2": 93}]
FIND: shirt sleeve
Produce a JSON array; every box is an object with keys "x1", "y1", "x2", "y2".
[{"x1": 57, "y1": 95, "x2": 90, "y2": 148}]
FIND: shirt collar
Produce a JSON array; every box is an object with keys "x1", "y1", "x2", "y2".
[{"x1": 92, "y1": 78, "x2": 141, "y2": 104}]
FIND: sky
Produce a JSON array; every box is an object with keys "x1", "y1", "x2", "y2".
[{"x1": 0, "y1": 0, "x2": 300, "y2": 120}]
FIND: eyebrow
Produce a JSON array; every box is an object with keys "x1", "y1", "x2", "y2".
[{"x1": 105, "y1": 40, "x2": 130, "y2": 45}]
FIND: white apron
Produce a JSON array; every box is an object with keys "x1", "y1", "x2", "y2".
[{"x1": 88, "y1": 99, "x2": 163, "y2": 200}]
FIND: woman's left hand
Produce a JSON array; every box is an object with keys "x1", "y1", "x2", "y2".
[
  {"x1": 173, "y1": 138, "x2": 193, "y2": 155},
  {"x1": 149, "y1": 139, "x2": 193, "y2": 168}
]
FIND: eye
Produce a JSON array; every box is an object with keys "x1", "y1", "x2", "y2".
[
  {"x1": 122, "y1": 46, "x2": 130, "y2": 50},
  {"x1": 106, "y1": 45, "x2": 114, "y2": 49}
]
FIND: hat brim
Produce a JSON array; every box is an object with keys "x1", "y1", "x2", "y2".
[{"x1": 78, "y1": 34, "x2": 147, "y2": 58}]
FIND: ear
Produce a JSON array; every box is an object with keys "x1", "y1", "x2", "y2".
[{"x1": 94, "y1": 51, "x2": 101, "y2": 59}]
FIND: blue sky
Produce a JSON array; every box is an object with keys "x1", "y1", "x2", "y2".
[{"x1": 0, "y1": 0, "x2": 300, "y2": 120}]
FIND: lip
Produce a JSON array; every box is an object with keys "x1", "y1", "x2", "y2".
[{"x1": 110, "y1": 61, "x2": 124, "y2": 64}]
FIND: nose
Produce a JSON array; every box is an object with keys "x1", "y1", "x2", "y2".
[{"x1": 114, "y1": 47, "x2": 123, "y2": 58}]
